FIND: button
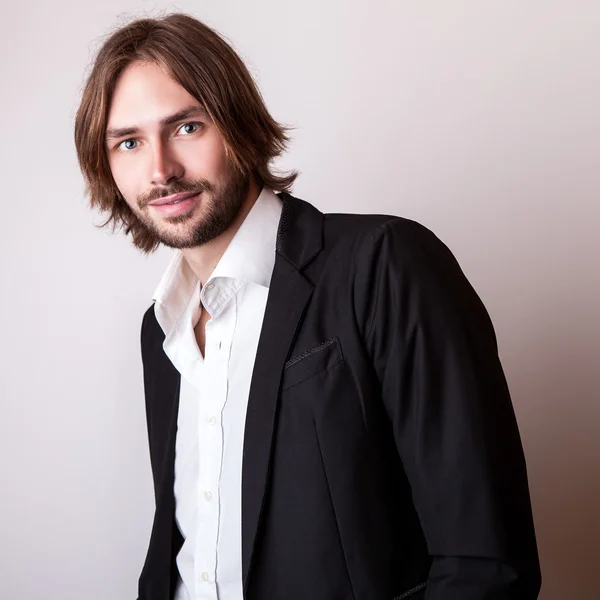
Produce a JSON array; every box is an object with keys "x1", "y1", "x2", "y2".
[
  {"x1": 206, "y1": 282, "x2": 214, "y2": 290},
  {"x1": 206, "y1": 415, "x2": 217, "y2": 425},
  {"x1": 204, "y1": 490, "x2": 212, "y2": 501},
  {"x1": 201, "y1": 572, "x2": 209, "y2": 582}
]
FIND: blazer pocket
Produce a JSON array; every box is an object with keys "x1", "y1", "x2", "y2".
[
  {"x1": 392, "y1": 581, "x2": 427, "y2": 600},
  {"x1": 281, "y1": 337, "x2": 343, "y2": 391}
]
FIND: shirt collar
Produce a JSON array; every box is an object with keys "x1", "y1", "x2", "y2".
[
  {"x1": 208, "y1": 186, "x2": 282, "y2": 287},
  {"x1": 152, "y1": 187, "x2": 283, "y2": 335}
]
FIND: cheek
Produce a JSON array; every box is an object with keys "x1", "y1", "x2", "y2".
[
  {"x1": 108, "y1": 158, "x2": 140, "y2": 202},
  {"x1": 194, "y1": 133, "x2": 230, "y2": 181},
  {"x1": 107, "y1": 157, "x2": 125, "y2": 189}
]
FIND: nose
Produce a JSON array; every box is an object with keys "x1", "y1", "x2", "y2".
[{"x1": 149, "y1": 140, "x2": 184, "y2": 186}]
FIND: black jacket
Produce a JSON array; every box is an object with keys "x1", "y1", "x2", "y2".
[{"x1": 137, "y1": 192, "x2": 541, "y2": 600}]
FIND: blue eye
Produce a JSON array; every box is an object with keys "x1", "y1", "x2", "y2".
[
  {"x1": 114, "y1": 122, "x2": 201, "y2": 152},
  {"x1": 179, "y1": 122, "x2": 201, "y2": 135},
  {"x1": 118, "y1": 139, "x2": 139, "y2": 151}
]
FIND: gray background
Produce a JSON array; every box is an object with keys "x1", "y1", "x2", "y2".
[{"x1": 0, "y1": 1, "x2": 598, "y2": 598}]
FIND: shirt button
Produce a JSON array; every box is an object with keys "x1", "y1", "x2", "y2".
[
  {"x1": 204, "y1": 490, "x2": 212, "y2": 501},
  {"x1": 206, "y1": 282, "x2": 214, "y2": 290},
  {"x1": 206, "y1": 415, "x2": 216, "y2": 425},
  {"x1": 201, "y1": 572, "x2": 209, "y2": 582}
]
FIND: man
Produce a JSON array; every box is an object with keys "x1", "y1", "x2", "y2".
[{"x1": 74, "y1": 12, "x2": 541, "y2": 600}]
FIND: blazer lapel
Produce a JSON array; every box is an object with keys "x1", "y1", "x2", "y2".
[
  {"x1": 241, "y1": 193, "x2": 324, "y2": 589},
  {"x1": 140, "y1": 311, "x2": 183, "y2": 600}
]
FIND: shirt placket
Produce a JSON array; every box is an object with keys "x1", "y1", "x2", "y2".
[{"x1": 194, "y1": 283, "x2": 236, "y2": 600}]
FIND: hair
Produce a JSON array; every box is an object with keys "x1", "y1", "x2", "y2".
[{"x1": 74, "y1": 12, "x2": 297, "y2": 253}]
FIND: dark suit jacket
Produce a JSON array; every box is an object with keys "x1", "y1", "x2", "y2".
[{"x1": 137, "y1": 192, "x2": 541, "y2": 600}]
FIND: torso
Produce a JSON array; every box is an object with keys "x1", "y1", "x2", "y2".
[{"x1": 194, "y1": 303, "x2": 212, "y2": 358}]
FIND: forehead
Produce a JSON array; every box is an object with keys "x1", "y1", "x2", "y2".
[{"x1": 107, "y1": 61, "x2": 199, "y2": 131}]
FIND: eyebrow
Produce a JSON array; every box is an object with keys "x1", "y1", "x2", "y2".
[{"x1": 105, "y1": 105, "x2": 208, "y2": 141}]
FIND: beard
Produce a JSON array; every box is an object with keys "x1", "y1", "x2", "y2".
[{"x1": 135, "y1": 165, "x2": 250, "y2": 250}]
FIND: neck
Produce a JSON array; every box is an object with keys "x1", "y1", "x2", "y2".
[{"x1": 181, "y1": 178, "x2": 262, "y2": 286}]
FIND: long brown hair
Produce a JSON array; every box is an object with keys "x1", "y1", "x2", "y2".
[{"x1": 74, "y1": 12, "x2": 297, "y2": 253}]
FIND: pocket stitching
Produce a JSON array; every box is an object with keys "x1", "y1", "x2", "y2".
[
  {"x1": 284, "y1": 336, "x2": 338, "y2": 369},
  {"x1": 392, "y1": 581, "x2": 427, "y2": 600},
  {"x1": 282, "y1": 355, "x2": 343, "y2": 391},
  {"x1": 281, "y1": 337, "x2": 342, "y2": 391}
]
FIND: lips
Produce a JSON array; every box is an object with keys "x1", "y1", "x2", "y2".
[
  {"x1": 148, "y1": 191, "x2": 200, "y2": 207},
  {"x1": 148, "y1": 192, "x2": 201, "y2": 217}
]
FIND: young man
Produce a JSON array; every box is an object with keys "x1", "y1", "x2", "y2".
[{"x1": 74, "y1": 13, "x2": 541, "y2": 600}]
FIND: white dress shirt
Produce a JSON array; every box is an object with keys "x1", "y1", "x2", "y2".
[{"x1": 151, "y1": 187, "x2": 283, "y2": 600}]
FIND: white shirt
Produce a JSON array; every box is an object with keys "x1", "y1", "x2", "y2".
[{"x1": 152, "y1": 187, "x2": 283, "y2": 600}]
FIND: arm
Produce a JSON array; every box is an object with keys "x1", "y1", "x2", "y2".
[{"x1": 359, "y1": 218, "x2": 541, "y2": 599}]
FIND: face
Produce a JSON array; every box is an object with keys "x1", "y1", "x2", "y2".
[{"x1": 105, "y1": 60, "x2": 249, "y2": 249}]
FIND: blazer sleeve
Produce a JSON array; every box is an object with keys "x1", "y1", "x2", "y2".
[{"x1": 358, "y1": 218, "x2": 541, "y2": 599}]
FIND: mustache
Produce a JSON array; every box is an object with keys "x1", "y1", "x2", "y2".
[{"x1": 138, "y1": 178, "x2": 216, "y2": 209}]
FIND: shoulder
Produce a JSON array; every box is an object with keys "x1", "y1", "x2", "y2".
[
  {"x1": 330, "y1": 212, "x2": 491, "y2": 329},
  {"x1": 281, "y1": 192, "x2": 446, "y2": 265},
  {"x1": 356, "y1": 217, "x2": 496, "y2": 352},
  {"x1": 321, "y1": 211, "x2": 457, "y2": 276}
]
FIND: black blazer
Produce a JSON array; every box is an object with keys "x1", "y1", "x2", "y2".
[{"x1": 137, "y1": 192, "x2": 541, "y2": 600}]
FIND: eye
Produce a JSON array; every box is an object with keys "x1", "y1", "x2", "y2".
[
  {"x1": 116, "y1": 139, "x2": 139, "y2": 151},
  {"x1": 177, "y1": 122, "x2": 202, "y2": 135}
]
